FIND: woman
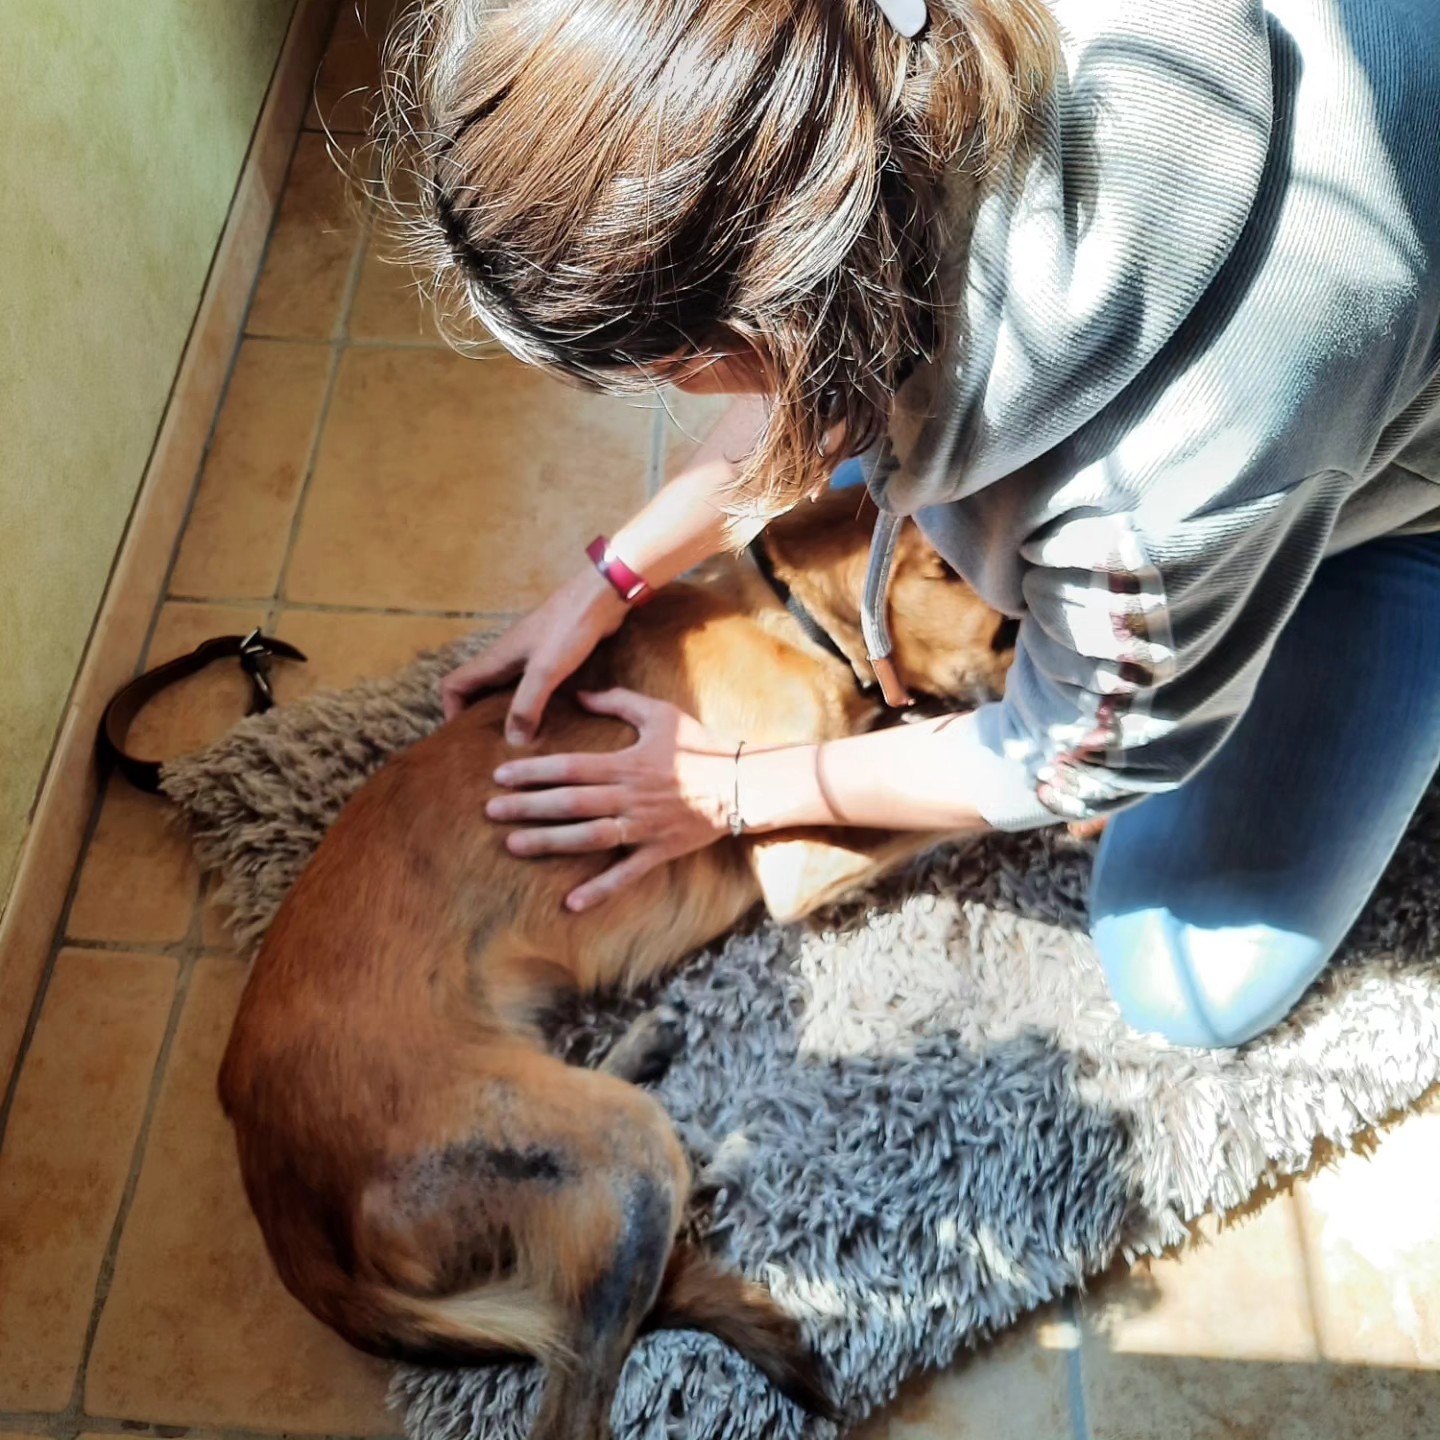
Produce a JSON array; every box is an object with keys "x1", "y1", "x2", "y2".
[{"x1": 379, "y1": 0, "x2": 1440, "y2": 1047}]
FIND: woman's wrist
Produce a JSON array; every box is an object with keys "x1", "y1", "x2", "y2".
[
  {"x1": 574, "y1": 561, "x2": 632, "y2": 634},
  {"x1": 730, "y1": 720, "x2": 994, "y2": 837},
  {"x1": 731, "y1": 742, "x2": 837, "y2": 833}
]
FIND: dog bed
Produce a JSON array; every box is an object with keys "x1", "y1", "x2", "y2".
[{"x1": 162, "y1": 634, "x2": 1440, "y2": 1439}]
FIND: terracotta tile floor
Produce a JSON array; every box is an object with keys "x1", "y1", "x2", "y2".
[{"x1": 3, "y1": 11, "x2": 1439, "y2": 1440}]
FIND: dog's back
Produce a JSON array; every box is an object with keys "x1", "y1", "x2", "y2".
[{"x1": 219, "y1": 588, "x2": 834, "y2": 1436}]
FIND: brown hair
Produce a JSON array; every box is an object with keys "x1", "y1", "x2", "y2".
[{"x1": 375, "y1": 0, "x2": 1056, "y2": 517}]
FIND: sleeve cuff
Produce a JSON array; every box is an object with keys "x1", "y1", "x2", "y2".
[{"x1": 944, "y1": 703, "x2": 1063, "y2": 832}]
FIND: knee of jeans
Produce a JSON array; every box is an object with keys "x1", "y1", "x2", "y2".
[{"x1": 1092, "y1": 907, "x2": 1327, "y2": 1049}]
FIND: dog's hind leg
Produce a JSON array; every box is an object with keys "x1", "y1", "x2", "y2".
[
  {"x1": 528, "y1": 1166, "x2": 678, "y2": 1440},
  {"x1": 503, "y1": 1064, "x2": 688, "y2": 1440}
]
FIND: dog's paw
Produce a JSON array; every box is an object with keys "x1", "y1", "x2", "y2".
[
  {"x1": 602, "y1": 1005, "x2": 687, "y2": 1085},
  {"x1": 695, "y1": 1131, "x2": 753, "y2": 1196}
]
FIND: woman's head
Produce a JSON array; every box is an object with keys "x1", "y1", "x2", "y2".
[{"x1": 376, "y1": 0, "x2": 1056, "y2": 514}]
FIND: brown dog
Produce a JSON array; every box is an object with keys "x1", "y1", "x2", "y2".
[{"x1": 218, "y1": 490, "x2": 1013, "y2": 1439}]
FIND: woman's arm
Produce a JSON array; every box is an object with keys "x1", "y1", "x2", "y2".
[
  {"x1": 732, "y1": 715, "x2": 991, "y2": 834},
  {"x1": 606, "y1": 394, "x2": 772, "y2": 584},
  {"x1": 488, "y1": 695, "x2": 995, "y2": 911}
]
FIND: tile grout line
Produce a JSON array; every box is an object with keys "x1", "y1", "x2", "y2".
[
  {"x1": 0, "y1": 781, "x2": 116, "y2": 1152},
  {"x1": 245, "y1": 333, "x2": 451, "y2": 352},
  {"x1": 141, "y1": 119, "x2": 316, "y2": 678},
  {"x1": 1063, "y1": 1292, "x2": 1093, "y2": 1440},
  {"x1": 1289, "y1": 1183, "x2": 1333, "y2": 1361},
  {"x1": 645, "y1": 406, "x2": 667, "y2": 498},
  {"x1": 68, "y1": 895, "x2": 209, "y2": 1415},
  {"x1": 49, "y1": 936, "x2": 205, "y2": 959},
  {"x1": 267, "y1": 220, "x2": 372, "y2": 630},
  {"x1": 164, "y1": 595, "x2": 521, "y2": 623}
]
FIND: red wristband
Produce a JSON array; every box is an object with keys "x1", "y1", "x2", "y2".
[{"x1": 585, "y1": 536, "x2": 652, "y2": 605}]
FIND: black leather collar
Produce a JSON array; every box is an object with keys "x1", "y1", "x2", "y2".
[
  {"x1": 97, "y1": 629, "x2": 307, "y2": 794},
  {"x1": 747, "y1": 539, "x2": 876, "y2": 698}
]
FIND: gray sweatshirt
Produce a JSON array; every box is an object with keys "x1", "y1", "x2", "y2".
[{"x1": 874, "y1": 0, "x2": 1440, "y2": 828}]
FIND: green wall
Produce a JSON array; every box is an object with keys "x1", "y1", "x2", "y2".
[{"x1": 0, "y1": 0, "x2": 298, "y2": 908}]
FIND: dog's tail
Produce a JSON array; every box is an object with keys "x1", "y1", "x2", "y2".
[
  {"x1": 642, "y1": 1245, "x2": 835, "y2": 1418},
  {"x1": 377, "y1": 1279, "x2": 573, "y2": 1369},
  {"x1": 323, "y1": 1239, "x2": 829, "y2": 1415},
  {"x1": 356, "y1": 1247, "x2": 831, "y2": 1416}
]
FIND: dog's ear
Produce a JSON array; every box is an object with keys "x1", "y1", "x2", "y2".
[{"x1": 746, "y1": 828, "x2": 958, "y2": 924}]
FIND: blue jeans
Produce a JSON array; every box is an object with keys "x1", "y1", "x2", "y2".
[
  {"x1": 836, "y1": 457, "x2": 1440, "y2": 1046},
  {"x1": 1092, "y1": 531, "x2": 1440, "y2": 1047}
]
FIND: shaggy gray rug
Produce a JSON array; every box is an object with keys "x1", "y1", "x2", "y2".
[{"x1": 163, "y1": 635, "x2": 1440, "y2": 1439}]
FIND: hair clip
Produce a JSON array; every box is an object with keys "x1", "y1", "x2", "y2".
[{"x1": 873, "y1": 0, "x2": 928, "y2": 39}]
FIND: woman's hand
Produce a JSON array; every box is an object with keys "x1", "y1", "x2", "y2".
[
  {"x1": 442, "y1": 568, "x2": 629, "y2": 743},
  {"x1": 485, "y1": 689, "x2": 737, "y2": 911}
]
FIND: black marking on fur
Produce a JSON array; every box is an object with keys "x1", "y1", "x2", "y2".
[
  {"x1": 480, "y1": 1145, "x2": 565, "y2": 1184},
  {"x1": 399, "y1": 1136, "x2": 571, "y2": 1208},
  {"x1": 581, "y1": 1175, "x2": 673, "y2": 1339}
]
